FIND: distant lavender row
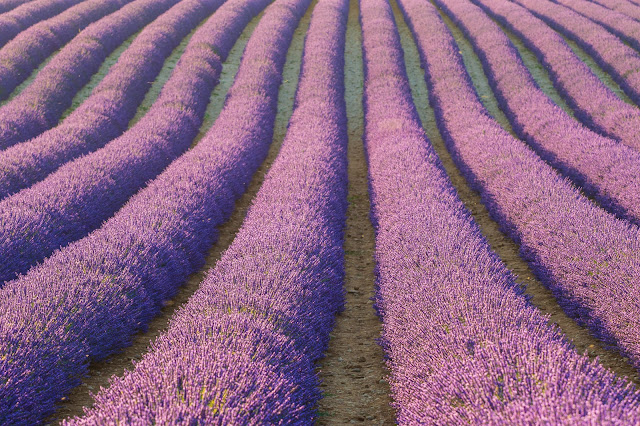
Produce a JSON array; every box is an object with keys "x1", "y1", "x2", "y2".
[
  {"x1": 513, "y1": 0, "x2": 640, "y2": 106},
  {"x1": 434, "y1": 0, "x2": 640, "y2": 228},
  {"x1": 408, "y1": 0, "x2": 640, "y2": 372},
  {"x1": 68, "y1": 0, "x2": 348, "y2": 422},
  {"x1": 0, "y1": 0, "x2": 33, "y2": 14},
  {"x1": 555, "y1": 0, "x2": 640, "y2": 52},
  {"x1": 0, "y1": 0, "x2": 84, "y2": 49},
  {"x1": 0, "y1": 0, "x2": 182, "y2": 150},
  {"x1": 0, "y1": 0, "x2": 256, "y2": 286},
  {"x1": 0, "y1": 0, "x2": 132, "y2": 101},
  {"x1": 474, "y1": 0, "x2": 640, "y2": 152},
  {"x1": 363, "y1": 0, "x2": 640, "y2": 422},
  {"x1": 0, "y1": 0, "x2": 222, "y2": 200},
  {"x1": 0, "y1": 0, "x2": 298, "y2": 421},
  {"x1": 592, "y1": 0, "x2": 640, "y2": 21}
]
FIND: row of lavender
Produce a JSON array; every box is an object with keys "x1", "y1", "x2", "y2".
[
  {"x1": 472, "y1": 0, "x2": 640, "y2": 151},
  {"x1": 0, "y1": 0, "x2": 133, "y2": 101},
  {"x1": 0, "y1": 0, "x2": 240, "y2": 284},
  {"x1": 0, "y1": 0, "x2": 329, "y2": 420},
  {"x1": 65, "y1": 0, "x2": 349, "y2": 420},
  {"x1": 0, "y1": 0, "x2": 222, "y2": 200},
  {"x1": 0, "y1": 0, "x2": 84, "y2": 48},
  {"x1": 513, "y1": 0, "x2": 640, "y2": 107},
  {"x1": 434, "y1": 0, "x2": 640, "y2": 230},
  {"x1": 406, "y1": 0, "x2": 640, "y2": 381},
  {"x1": 363, "y1": 0, "x2": 640, "y2": 422},
  {"x1": 0, "y1": 0, "x2": 188, "y2": 150}
]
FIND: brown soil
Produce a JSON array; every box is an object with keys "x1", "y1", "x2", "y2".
[
  {"x1": 395, "y1": 0, "x2": 640, "y2": 385},
  {"x1": 316, "y1": 0, "x2": 396, "y2": 424},
  {"x1": 47, "y1": 3, "x2": 313, "y2": 421}
]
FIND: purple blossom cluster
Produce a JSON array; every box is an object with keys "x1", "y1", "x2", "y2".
[
  {"x1": 0, "y1": 0, "x2": 84, "y2": 49},
  {"x1": 434, "y1": 0, "x2": 640, "y2": 227},
  {"x1": 474, "y1": 0, "x2": 640, "y2": 152},
  {"x1": 513, "y1": 0, "x2": 640, "y2": 105},
  {"x1": 0, "y1": 0, "x2": 306, "y2": 420},
  {"x1": 592, "y1": 0, "x2": 640, "y2": 21},
  {"x1": 554, "y1": 0, "x2": 640, "y2": 52},
  {"x1": 401, "y1": 0, "x2": 640, "y2": 377},
  {"x1": 363, "y1": 0, "x2": 640, "y2": 422},
  {"x1": 0, "y1": 0, "x2": 132, "y2": 102},
  {"x1": 0, "y1": 0, "x2": 258, "y2": 285},
  {"x1": 0, "y1": 0, "x2": 181, "y2": 150},
  {"x1": 0, "y1": 0, "x2": 222, "y2": 200},
  {"x1": 65, "y1": 0, "x2": 348, "y2": 421}
]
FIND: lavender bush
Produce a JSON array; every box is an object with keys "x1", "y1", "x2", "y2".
[
  {"x1": 0, "y1": 0, "x2": 265, "y2": 284},
  {"x1": 0, "y1": 0, "x2": 133, "y2": 101},
  {"x1": 474, "y1": 0, "x2": 640, "y2": 151},
  {"x1": 0, "y1": 0, "x2": 85, "y2": 48},
  {"x1": 0, "y1": 0, "x2": 223, "y2": 200},
  {"x1": 434, "y1": 0, "x2": 640, "y2": 227},
  {"x1": 66, "y1": 0, "x2": 349, "y2": 421},
  {"x1": 513, "y1": 0, "x2": 640, "y2": 105},
  {"x1": 0, "y1": 0, "x2": 182, "y2": 150},
  {"x1": 362, "y1": 0, "x2": 640, "y2": 422},
  {"x1": 591, "y1": 0, "x2": 640, "y2": 21},
  {"x1": 554, "y1": 0, "x2": 640, "y2": 52},
  {"x1": 400, "y1": 0, "x2": 640, "y2": 377},
  {"x1": 0, "y1": 0, "x2": 306, "y2": 421}
]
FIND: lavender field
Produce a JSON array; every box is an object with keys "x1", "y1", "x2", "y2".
[{"x1": 2, "y1": 0, "x2": 640, "y2": 423}]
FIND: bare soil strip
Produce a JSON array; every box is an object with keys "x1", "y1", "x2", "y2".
[
  {"x1": 316, "y1": 0, "x2": 396, "y2": 424},
  {"x1": 393, "y1": 0, "x2": 640, "y2": 386},
  {"x1": 48, "y1": 4, "x2": 316, "y2": 421}
]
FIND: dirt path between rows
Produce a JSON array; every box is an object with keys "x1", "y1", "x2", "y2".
[
  {"x1": 47, "y1": 3, "x2": 314, "y2": 421},
  {"x1": 316, "y1": 0, "x2": 396, "y2": 424},
  {"x1": 394, "y1": 0, "x2": 640, "y2": 385}
]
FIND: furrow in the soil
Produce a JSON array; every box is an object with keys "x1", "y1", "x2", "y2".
[
  {"x1": 315, "y1": 0, "x2": 395, "y2": 424},
  {"x1": 394, "y1": 0, "x2": 640, "y2": 385},
  {"x1": 46, "y1": 3, "x2": 314, "y2": 419}
]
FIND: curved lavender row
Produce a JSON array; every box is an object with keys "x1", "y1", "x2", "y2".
[
  {"x1": 0, "y1": 0, "x2": 33, "y2": 14},
  {"x1": 363, "y1": 0, "x2": 640, "y2": 422},
  {"x1": 592, "y1": 0, "x2": 640, "y2": 22},
  {"x1": 68, "y1": 1, "x2": 348, "y2": 422},
  {"x1": 0, "y1": 0, "x2": 251, "y2": 284},
  {"x1": 513, "y1": 0, "x2": 640, "y2": 106},
  {"x1": 0, "y1": 0, "x2": 182, "y2": 150},
  {"x1": 0, "y1": 0, "x2": 85, "y2": 49},
  {"x1": 401, "y1": 0, "x2": 640, "y2": 370},
  {"x1": 0, "y1": 0, "x2": 132, "y2": 101},
  {"x1": 554, "y1": 0, "x2": 640, "y2": 53},
  {"x1": 433, "y1": 0, "x2": 640, "y2": 227},
  {"x1": 0, "y1": 0, "x2": 222, "y2": 200},
  {"x1": 0, "y1": 0, "x2": 292, "y2": 421},
  {"x1": 473, "y1": 0, "x2": 640, "y2": 151}
]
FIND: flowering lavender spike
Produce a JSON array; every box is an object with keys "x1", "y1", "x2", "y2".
[
  {"x1": 0, "y1": 0, "x2": 223, "y2": 200},
  {"x1": 364, "y1": 0, "x2": 640, "y2": 421},
  {"x1": 66, "y1": 0, "x2": 348, "y2": 421}
]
